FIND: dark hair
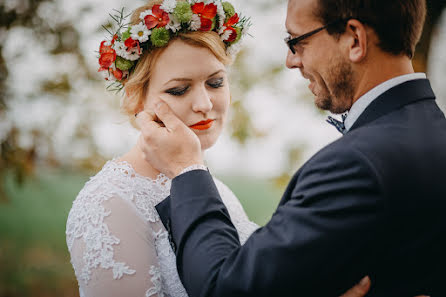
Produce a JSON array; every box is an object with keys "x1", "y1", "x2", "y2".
[{"x1": 314, "y1": 0, "x2": 426, "y2": 58}]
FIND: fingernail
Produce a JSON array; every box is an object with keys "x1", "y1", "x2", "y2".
[{"x1": 359, "y1": 276, "x2": 369, "y2": 287}]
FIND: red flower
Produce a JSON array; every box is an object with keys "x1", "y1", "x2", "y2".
[
  {"x1": 192, "y1": 2, "x2": 217, "y2": 31},
  {"x1": 112, "y1": 34, "x2": 118, "y2": 45},
  {"x1": 222, "y1": 14, "x2": 240, "y2": 42},
  {"x1": 224, "y1": 13, "x2": 239, "y2": 27},
  {"x1": 99, "y1": 40, "x2": 114, "y2": 55},
  {"x1": 124, "y1": 37, "x2": 142, "y2": 56},
  {"x1": 98, "y1": 40, "x2": 116, "y2": 71},
  {"x1": 144, "y1": 5, "x2": 170, "y2": 30},
  {"x1": 223, "y1": 27, "x2": 237, "y2": 42},
  {"x1": 112, "y1": 68, "x2": 124, "y2": 80},
  {"x1": 124, "y1": 37, "x2": 139, "y2": 49},
  {"x1": 97, "y1": 67, "x2": 126, "y2": 81}
]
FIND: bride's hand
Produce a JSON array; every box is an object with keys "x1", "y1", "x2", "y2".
[
  {"x1": 339, "y1": 276, "x2": 429, "y2": 297},
  {"x1": 136, "y1": 101, "x2": 204, "y2": 178},
  {"x1": 340, "y1": 276, "x2": 370, "y2": 297}
]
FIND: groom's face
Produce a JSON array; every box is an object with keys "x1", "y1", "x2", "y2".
[{"x1": 285, "y1": 0, "x2": 355, "y2": 114}]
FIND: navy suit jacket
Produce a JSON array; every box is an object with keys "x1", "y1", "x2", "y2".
[{"x1": 156, "y1": 79, "x2": 446, "y2": 297}]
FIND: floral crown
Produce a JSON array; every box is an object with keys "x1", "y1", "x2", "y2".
[{"x1": 98, "y1": 0, "x2": 250, "y2": 91}]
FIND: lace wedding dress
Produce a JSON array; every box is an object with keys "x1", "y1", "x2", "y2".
[{"x1": 66, "y1": 160, "x2": 259, "y2": 297}]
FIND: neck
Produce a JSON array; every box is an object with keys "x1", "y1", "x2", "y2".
[
  {"x1": 118, "y1": 144, "x2": 207, "y2": 179},
  {"x1": 351, "y1": 54, "x2": 415, "y2": 105},
  {"x1": 117, "y1": 145, "x2": 161, "y2": 179}
]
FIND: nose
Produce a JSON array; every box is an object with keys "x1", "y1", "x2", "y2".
[
  {"x1": 192, "y1": 87, "x2": 213, "y2": 114},
  {"x1": 286, "y1": 49, "x2": 303, "y2": 69}
]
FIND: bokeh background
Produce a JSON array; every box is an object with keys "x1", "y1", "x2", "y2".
[{"x1": 1, "y1": 0, "x2": 445, "y2": 296}]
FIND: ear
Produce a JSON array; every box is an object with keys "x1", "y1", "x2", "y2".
[
  {"x1": 126, "y1": 89, "x2": 145, "y2": 115},
  {"x1": 344, "y1": 19, "x2": 368, "y2": 63}
]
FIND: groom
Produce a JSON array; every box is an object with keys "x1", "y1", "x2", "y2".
[{"x1": 137, "y1": 0, "x2": 446, "y2": 296}]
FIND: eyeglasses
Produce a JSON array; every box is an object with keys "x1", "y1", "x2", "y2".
[{"x1": 284, "y1": 20, "x2": 344, "y2": 54}]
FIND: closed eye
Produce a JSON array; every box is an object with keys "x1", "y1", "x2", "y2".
[
  {"x1": 207, "y1": 77, "x2": 224, "y2": 88},
  {"x1": 165, "y1": 86, "x2": 190, "y2": 96}
]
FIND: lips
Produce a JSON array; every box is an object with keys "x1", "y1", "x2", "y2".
[{"x1": 189, "y1": 119, "x2": 214, "y2": 130}]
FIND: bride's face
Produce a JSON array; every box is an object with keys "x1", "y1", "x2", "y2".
[{"x1": 145, "y1": 39, "x2": 230, "y2": 150}]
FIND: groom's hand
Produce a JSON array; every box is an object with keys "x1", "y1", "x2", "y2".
[{"x1": 136, "y1": 101, "x2": 204, "y2": 178}]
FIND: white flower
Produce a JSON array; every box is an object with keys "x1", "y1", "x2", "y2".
[
  {"x1": 113, "y1": 40, "x2": 142, "y2": 61},
  {"x1": 125, "y1": 48, "x2": 142, "y2": 61},
  {"x1": 160, "y1": 0, "x2": 177, "y2": 13},
  {"x1": 113, "y1": 41, "x2": 127, "y2": 58},
  {"x1": 227, "y1": 39, "x2": 242, "y2": 57},
  {"x1": 189, "y1": 14, "x2": 201, "y2": 31},
  {"x1": 140, "y1": 9, "x2": 153, "y2": 21},
  {"x1": 130, "y1": 23, "x2": 151, "y2": 43},
  {"x1": 100, "y1": 69, "x2": 116, "y2": 81},
  {"x1": 216, "y1": 3, "x2": 225, "y2": 29},
  {"x1": 220, "y1": 29, "x2": 232, "y2": 41},
  {"x1": 166, "y1": 15, "x2": 181, "y2": 33}
]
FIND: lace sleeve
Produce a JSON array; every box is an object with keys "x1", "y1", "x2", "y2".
[
  {"x1": 67, "y1": 195, "x2": 163, "y2": 297},
  {"x1": 213, "y1": 178, "x2": 259, "y2": 244}
]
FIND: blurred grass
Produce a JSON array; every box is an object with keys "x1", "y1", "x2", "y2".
[
  {"x1": 217, "y1": 175, "x2": 282, "y2": 226},
  {"x1": 0, "y1": 169, "x2": 85, "y2": 297},
  {"x1": 0, "y1": 168, "x2": 281, "y2": 297}
]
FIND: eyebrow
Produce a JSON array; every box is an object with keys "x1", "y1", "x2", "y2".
[{"x1": 163, "y1": 69, "x2": 226, "y2": 86}]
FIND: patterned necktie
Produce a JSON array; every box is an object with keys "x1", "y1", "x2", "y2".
[{"x1": 326, "y1": 113, "x2": 348, "y2": 134}]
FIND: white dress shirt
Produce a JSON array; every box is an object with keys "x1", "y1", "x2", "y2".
[{"x1": 344, "y1": 73, "x2": 427, "y2": 132}]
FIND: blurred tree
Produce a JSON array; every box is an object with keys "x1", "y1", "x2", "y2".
[
  {"x1": 0, "y1": 0, "x2": 103, "y2": 201},
  {"x1": 413, "y1": 0, "x2": 446, "y2": 72}
]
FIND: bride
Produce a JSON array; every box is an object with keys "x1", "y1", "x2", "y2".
[{"x1": 65, "y1": 0, "x2": 371, "y2": 296}]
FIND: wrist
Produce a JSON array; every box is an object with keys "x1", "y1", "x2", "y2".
[{"x1": 175, "y1": 163, "x2": 207, "y2": 178}]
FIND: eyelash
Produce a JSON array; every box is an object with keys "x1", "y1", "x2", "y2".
[
  {"x1": 165, "y1": 78, "x2": 225, "y2": 96},
  {"x1": 166, "y1": 86, "x2": 189, "y2": 96},
  {"x1": 208, "y1": 78, "x2": 224, "y2": 89}
]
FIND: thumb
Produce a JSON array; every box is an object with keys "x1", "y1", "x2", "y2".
[
  {"x1": 155, "y1": 101, "x2": 184, "y2": 132},
  {"x1": 339, "y1": 276, "x2": 371, "y2": 297}
]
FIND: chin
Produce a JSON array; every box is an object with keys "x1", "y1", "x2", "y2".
[
  {"x1": 196, "y1": 131, "x2": 218, "y2": 151},
  {"x1": 196, "y1": 123, "x2": 223, "y2": 151},
  {"x1": 199, "y1": 137, "x2": 218, "y2": 151},
  {"x1": 314, "y1": 95, "x2": 331, "y2": 111}
]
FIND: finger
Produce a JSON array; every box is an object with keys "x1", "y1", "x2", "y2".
[
  {"x1": 339, "y1": 276, "x2": 371, "y2": 297},
  {"x1": 135, "y1": 110, "x2": 160, "y2": 131},
  {"x1": 137, "y1": 135, "x2": 149, "y2": 158},
  {"x1": 154, "y1": 101, "x2": 184, "y2": 132}
]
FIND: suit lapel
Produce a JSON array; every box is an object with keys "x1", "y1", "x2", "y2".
[{"x1": 349, "y1": 79, "x2": 436, "y2": 132}]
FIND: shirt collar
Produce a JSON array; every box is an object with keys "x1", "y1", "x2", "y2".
[{"x1": 344, "y1": 73, "x2": 427, "y2": 132}]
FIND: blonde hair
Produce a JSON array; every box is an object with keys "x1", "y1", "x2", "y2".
[{"x1": 121, "y1": 0, "x2": 233, "y2": 122}]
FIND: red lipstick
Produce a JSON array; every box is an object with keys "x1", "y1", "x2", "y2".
[{"x1": 190, "y1": 119, "x2": 214, "y2": 130}]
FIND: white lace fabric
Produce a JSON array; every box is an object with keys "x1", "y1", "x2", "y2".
[{"x1": 66, "y1": 160, "x2": 258, "y2": 297}]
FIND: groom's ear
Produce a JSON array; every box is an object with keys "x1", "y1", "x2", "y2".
[{"x1": 343, "y1": 19, "x2": 369, "y2": 63}]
